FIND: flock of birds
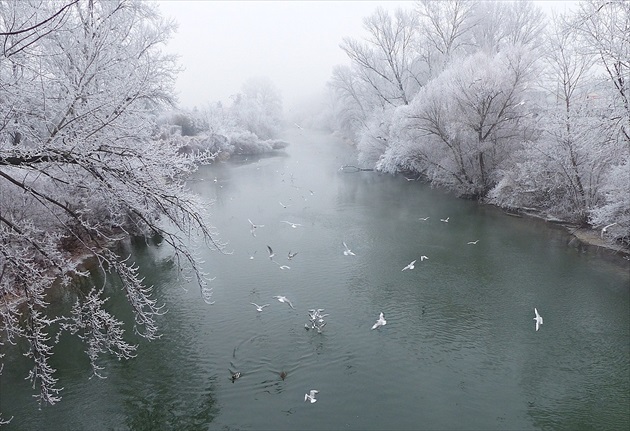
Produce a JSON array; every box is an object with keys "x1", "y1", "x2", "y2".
[{"x1": 216, "y1": 162, "x2": 545, "y2": 407}]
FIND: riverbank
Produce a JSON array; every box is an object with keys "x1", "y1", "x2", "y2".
[{"x1": 513, "y1": 208, "x2": 630, "y2": 260}]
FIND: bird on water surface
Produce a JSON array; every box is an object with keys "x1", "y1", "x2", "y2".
[{"x1": 304, "y1": 389, "x2": 318, "y2": 403}]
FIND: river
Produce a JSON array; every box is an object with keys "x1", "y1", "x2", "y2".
[{"x1": 1, "y1": 127, "x2": 629, "y2": 430}]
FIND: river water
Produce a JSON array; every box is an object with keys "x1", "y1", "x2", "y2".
[{"x1": 2, "y1": 127, "x2": 629, "y2": 430}]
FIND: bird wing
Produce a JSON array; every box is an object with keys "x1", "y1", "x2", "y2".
[
  {"x1": 343, "y1": 241, "x2": 349, "y2": 250},
  {"x1": 310, "y1": 390, "x2": 319, "y2": 396},
  {"x1": 534, "y1": 308, "x2": 539, "y2": 318},
  {"x1": 267, "y1": 245, "x2": 273, "y2": 255}
]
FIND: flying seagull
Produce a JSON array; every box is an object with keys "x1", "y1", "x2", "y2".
[
  {"x1": 287, "y1": 251, "x2": 298, "y2": 260},
  {"x1": 248, "y1": 219, "x2": 264, "y2": 237},
  {"x1": 304, "y1": 389, "x2": 318, "y2": 403},
  {"x1": 467, "y1": 240, "x2": 479, "y2": 245},
  {"x1": 420, "y1": 255, "x2": 429, "y2": 261},
  {"x1": 343, "y1": 241, "x2": 356, "y2": 256},
  {"x1": 402, "y1": 260, "x2": 416, "y2": 271},
  {"x1": 279, "y1": 201, "x2": 291, "y2": 209},
  {"x1": 418, "y1": 217, "x2": 429, "y2": 221},
  {"x1": 372, "y1": 312, "x2": 387, "y2": 330},
  {"x1": 281, "y1": 221, "x2": 302, "y2": 228},
  {"x1": 273, "y1": 295, "x2": 295, "y2": 309},
  {"x1": 250, "y1": 303, "x2": 270, "y2": 312},
  {"x1": 440, "y1": 217, "x2": 450, "y2": 223},
  {"x1": 266, "y1": 245, "x2": 275, "y2": 260},
  {"x1": 534, "y1": 308, "x2": 543, "y2": 331}
]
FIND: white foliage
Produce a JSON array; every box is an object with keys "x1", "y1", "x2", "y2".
[
  {"x1": 388, "y1": 46, "x2": 536, "y2": 197},
  {"x1": 230, "y1": 77, "x2": 284, "y2": 140},
  {"x1": 589, "y1": 157, "x2": 630, "y2": 243},
  {"x1": 0, "y1": 0, "x2": 224, "y2": 410}
]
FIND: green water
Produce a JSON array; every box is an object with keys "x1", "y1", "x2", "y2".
[{"x1": 1, "y1": 128, "x2": 628, "y2": 430}]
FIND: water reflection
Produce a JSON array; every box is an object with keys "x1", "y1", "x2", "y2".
[
  {"x1": 122, "y1": 377, "x2": 218, "y2": 431},
  {"x1": 2, "y1": 128, "x2": 628, "y2": 431}
]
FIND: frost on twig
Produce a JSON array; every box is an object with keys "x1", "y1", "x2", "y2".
[
  {"x1": 61, "y1": 286, "x2": 138, "y2": 379},
  {"x1": 0, "y1": 0, "x2": 225, "y2": 413}
]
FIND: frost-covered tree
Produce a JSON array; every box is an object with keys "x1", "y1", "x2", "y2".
[
  {"x1": 489, "y1": 8, "x2": 628, "y2": 230},
  {"x1": 330, "y1": 6, "x2": 424, "y2": 160},
  {"x1": 339, "y1": 7, "x2": 422, "y2": 108},
  {"x1": 589, "y1": 157, "x2": 630, "y2": 244},
  {"x1": 468, "y1": 0, "x2": 546, "y2": 54},
  {"x1": 414, "y1": 0, "x2": 478, "y2": 77},
  {"x1": 0, "y1": 0, "x2": 222, "y2": 411},
  {"x1": 230, "y1": 76, "x2": 284, "y2": 139},
  {"x1": 571, "y1": 0, "x2": 629, "y2": 239},
  {"x1": 571, "y1": 0, "x2": 630, "y2": 145},
  {"x1": 381, "y1": 46, "x2": 537, "y2": 197},
  {"x1": 328, "y1": 65, "x2": 372, "y2": 142}
]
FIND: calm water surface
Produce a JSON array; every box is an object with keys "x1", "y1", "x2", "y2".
[{"x1": 2, "y1": 128, "x2": 629, "y2": 430}]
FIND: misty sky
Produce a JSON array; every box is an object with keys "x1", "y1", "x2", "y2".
[
  {"x1": 156, "y1": 1, "x2": 575, "y2": 113},
  {"x1": 156, "y1": 1, "x2": 416, "y2": 111}
]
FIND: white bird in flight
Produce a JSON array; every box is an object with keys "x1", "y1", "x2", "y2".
[
  {"x1": 418, "y1": 217, "x2": 429, "y2": 221},
  {"x1": 250, "y1": 303, "x2": 269, "y2": 312},
  {"x1": 440, "y1": 217, "x2": 450, "y2": 223},
  {"x1": 420, "y1": 255, "x2": 429, "y2": 261},
  {"x1": 248, "y1": 219, "x2": 264, "y2": 237},
  {"x1": 287, "y1": 251, "x2": 298, "y2": 260},
  {"x1": 343, "y1": 242, "x2": 356, "y2": 256},
  {"x1": 304, "y1": 389, "x2": 318, "y2": 403},
  {"x1": 279, "y1": 201, "x2": 291, "y2": 209},
  {"x1": 467, "y1": 240, "x2": 479, "y2": 245},
  {"x1": 273, "y1": 259, "x2": 291, "y2": 270},
  {"x1": 372, "y1": 312, "x2": 387, "y2": 330},
  {"x1": 534, "y1": 308, "x2": 543, "y2": 331},
  {"x1": 281, "y1": 220, "x2": 302, "y2": 228},
  {"x1": 274, "y1": 295, "x2": 295, "y2": 309},
  {"x1": 402, "y1": 260, "x2": 416, "y2": 271}
]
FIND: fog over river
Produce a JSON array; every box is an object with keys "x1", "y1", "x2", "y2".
[{"x1": 2, "y1": 127, "x2": 628, "y2": 431}]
